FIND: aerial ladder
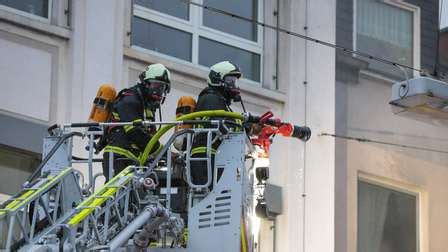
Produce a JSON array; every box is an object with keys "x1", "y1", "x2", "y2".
[{"x1": 0, "y1": 110, "x2": 311, "y2": 251}]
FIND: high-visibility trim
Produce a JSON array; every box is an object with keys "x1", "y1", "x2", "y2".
[
  {"x1": 0, "y1": 168, "x2": 73, "y2": 218},
  {"x1": 67, "y1": 167, "x2": 134, "y2": 226},
  {"x1": 191, "y1": 147, "x2": 216, "y2": 156},
  {"x1": 139, "y1": 110, "x2": 244, "y2": 165},
  {"x1": 124, "y1": 125, "x2": 133, "y2": 133},
  {"x1": 124, "y1": 119, "x2": 143, "y2": 133},
  {"x1": 145, "y1": 109, "x2": 154, "y2": 120},
  {"x1": 112, "y1": 112, "x2": 120, "y2": 120},
  {"x1": 104, "y1": 145, "x2": 139, "y2": 162},
  {"x1": 240, "y1": 217, "x2": 248, "y2": 252}
]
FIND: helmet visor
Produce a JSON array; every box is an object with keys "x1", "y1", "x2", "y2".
[
  {"x1": 143, "y1": 80, "x2": 170, "y2": 100},
  {"x1": 223, "y1": 75, "x2": 239, "y2": 88}
]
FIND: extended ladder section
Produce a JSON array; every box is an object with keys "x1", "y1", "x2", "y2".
[
  {"x1": 0, "y1": 110, "x2": 304, "y2": 251},
  {"x1": 0, "y1": 168, "x2": 81, "y2": 250}
]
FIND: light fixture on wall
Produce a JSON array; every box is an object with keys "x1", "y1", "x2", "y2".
[{"x1": 390, "y1": 77, "x2": 448, "y2": 126}]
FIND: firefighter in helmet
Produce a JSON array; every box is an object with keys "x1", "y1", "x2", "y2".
[
  {"x1": 190, "y1": 61, "x2": 243, "y2": 186},
  {"x1": 102, "y1": 63, "x2": 171, "y2": 180}
]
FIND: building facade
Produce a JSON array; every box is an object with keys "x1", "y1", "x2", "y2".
[
  {"x1": 0, "y1": 0, "x2": 446, "y2": 251},
  {"x1": 335, "y1": 1, "x2": 448, "y2": 252}
]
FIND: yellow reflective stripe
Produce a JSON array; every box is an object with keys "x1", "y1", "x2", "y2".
[
  {"x1": 183, "y1": 228, "x2": 189, "y2": 246},
  {"x1": 195, "y1": 116, "x2": 209, "y2": 129},
  {"x1": 104, "y1": 146, "x2": 139, "y2": 161},
  {"x1": 112, "y1": 112, "x2": 120, "y2": 120},
  {"x1": 0, "y1": 168, "x2": 73, "y2": 218},
  {"x1": 67, "y1": 167, "x2": 134, "y2": 226},
  {"x1": 124, "y1": 119, "x2": 143, "y2": 133},
  {"x1": 191, "y1": 147, "x2": 216, "y2": 156},
  {"x1": 124, "y1": 125, "x2": 134, "y2": 133},
  {"x1": 145, "y1": 109, "x2": 153, "y2": 119},
  {"x1": 241, "y1": 218, "x2": 248, "y2": 252},
  {"x1": 234, "y1": 119, "x2": 243, "y2": 131}
]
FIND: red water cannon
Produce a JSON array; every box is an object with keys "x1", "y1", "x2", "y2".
[{"x1": 245, "y1": 111, "x2": 311, "y2": 155}]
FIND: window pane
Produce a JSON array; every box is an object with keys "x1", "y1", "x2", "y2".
[
  {"x1": 132, "y1": 16, "x2": 192, "y2": 62},
  {"x1": 199, "y1": 37, "x2": 260, "y2": 82},
  {"x1": 0, "y1": 146, "x2": 40, "y2": 197},
  {"x1": 357, "y1": 0, "x2": 413, "y2": 79},
  {"x1": 134, "y1": 0, "x2": 189, "y2": 20},
  {"x1": 203, "y1": 0, "x2": 258, "y2": 41},
  {"x1": 358, "y1": 181, "x2": 417, "y2": 252},
  {"x1": 0, "y1": 0, "x2": 49, "y2": 18}
]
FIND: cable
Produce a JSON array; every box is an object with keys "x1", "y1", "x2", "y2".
[
  {"x1": 184, "y1": 0, "x2": 424, "y2": 74},
  {"x1": 320, "y1": 133, "x2": 448, "y2": 155},
  {"x1": 158, "y1": 106, "x2": 163, "y2": 130},
  {"x1": 240, "y1": 99, "x2": 247, "y2": 113}
]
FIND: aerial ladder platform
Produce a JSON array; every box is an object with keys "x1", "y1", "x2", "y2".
[{"x1": 0, "y1": 110, "x2": 310, "y2": 251}]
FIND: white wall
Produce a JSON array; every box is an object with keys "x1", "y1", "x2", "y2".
[
  {"x1": 268, "y1": 0, "x2": 336, "y2": 251},
  {"x1": 0, "y1": 36, "x2": 52, "y2": 121},
  {"x1": 336, "y1": 73, "x2": 448, "y2": 252}
]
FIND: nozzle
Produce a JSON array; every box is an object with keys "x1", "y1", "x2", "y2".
[{"x1": 292, "y1": 125, "x2": 311, "y2": 142}]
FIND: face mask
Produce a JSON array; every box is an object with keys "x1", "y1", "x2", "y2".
[
  {"x1": 223, "y1": 75, "x2": 241, "y2": 101},
  {"x1": 143, "y1": 81, "x2": 169, "y2": 102}
]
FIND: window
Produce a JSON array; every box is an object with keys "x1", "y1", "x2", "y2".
[
  {"x1": 131, "y1": 0, "x2": 263, "y2": 83},
  {"x1": 0, "y1": 146, "x2": 40, "y2": 200},
  {"x1": 358, "y1": 180, "x2": 418, "y2": 252},
  {"x1": 0, "y1": 0, "x2": 51, "y2": 20},
  {"x1": 354, "y1": 0, "x2": 420, "y2": 79}
]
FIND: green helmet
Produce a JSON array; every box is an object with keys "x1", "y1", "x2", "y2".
[
  {"x1": 207, "y1": 61, "x2": 242, "y2": 87},
  {"x1": 138, "y1": 63, "x2": 171, "y2": 103},
  {"x1": 141, "y1": 63, "x2": 171, "y2": 86}
]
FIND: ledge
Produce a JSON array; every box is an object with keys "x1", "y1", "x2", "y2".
[
  {"x1": 123, "y1": 46, "x2": 287, "y2": 104},
  {"x1": 0, "y1": 9, "x2": 70, "y2": 40}
]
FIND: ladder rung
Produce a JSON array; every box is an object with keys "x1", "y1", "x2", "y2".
[
  {"x1": 78, "y1": 206, "x2": 101, "y2": 210},
  {"x1": 93, "y1": 195, "x2": 114, "y2": 200}
]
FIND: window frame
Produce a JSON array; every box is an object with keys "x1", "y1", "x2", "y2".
[
  {"x1": 0, "y1": 0, "x2": 52, "y2": 23},
  {"x1": 131, "y1": 0, "x2": 264, "y2": 84},
  {"x1": 357, "y1": 173, "x2": 423, "y2": 252},
  {"x1": 353, "y1": 0, "x2": 421, "y2": 78}
]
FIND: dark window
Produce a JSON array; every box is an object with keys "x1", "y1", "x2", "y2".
[
  {"x1": 0, "y1": 0, "x2": 49, "y2": 18},
  {"x1": 356, "y1": 0, "x2": 414, "y2": 79},
  {"x1": 203, "y1": 0, "x2": 258, "y2": 41},
  {"x1": 132, "y1": 16, "x2": 192, "y2": 62},
  {"x1": 0, "y1": 146, "x2": 40, "y2": 198},
  {"x1": 358, "y1": 180, "x2": 417, "y2": 252},
  {"x1": 134, "y1": 0, "x2": 189, "y2": 20},
  {"x1": 199, "y1": 37, "x2": 260, "y2": 82}
]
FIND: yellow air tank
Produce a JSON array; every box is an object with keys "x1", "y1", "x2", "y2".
[
  {"x1": 88, "y1": 84, "x2": 117, "y2": 123},
  {"x1": 174, "y1": 96, "x2": 196, "y2": 151}
]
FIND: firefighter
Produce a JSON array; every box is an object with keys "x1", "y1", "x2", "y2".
[
  {"x1": 102, "y1": 63, "x2": 171, "y2": 180},
  {"x1": 190, "y1": 61, "x2": 243, "y2": 186}
]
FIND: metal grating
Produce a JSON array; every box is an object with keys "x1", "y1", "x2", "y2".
[{"x1": 197, "y1": 190, "x2": 232, "y2": 229}]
